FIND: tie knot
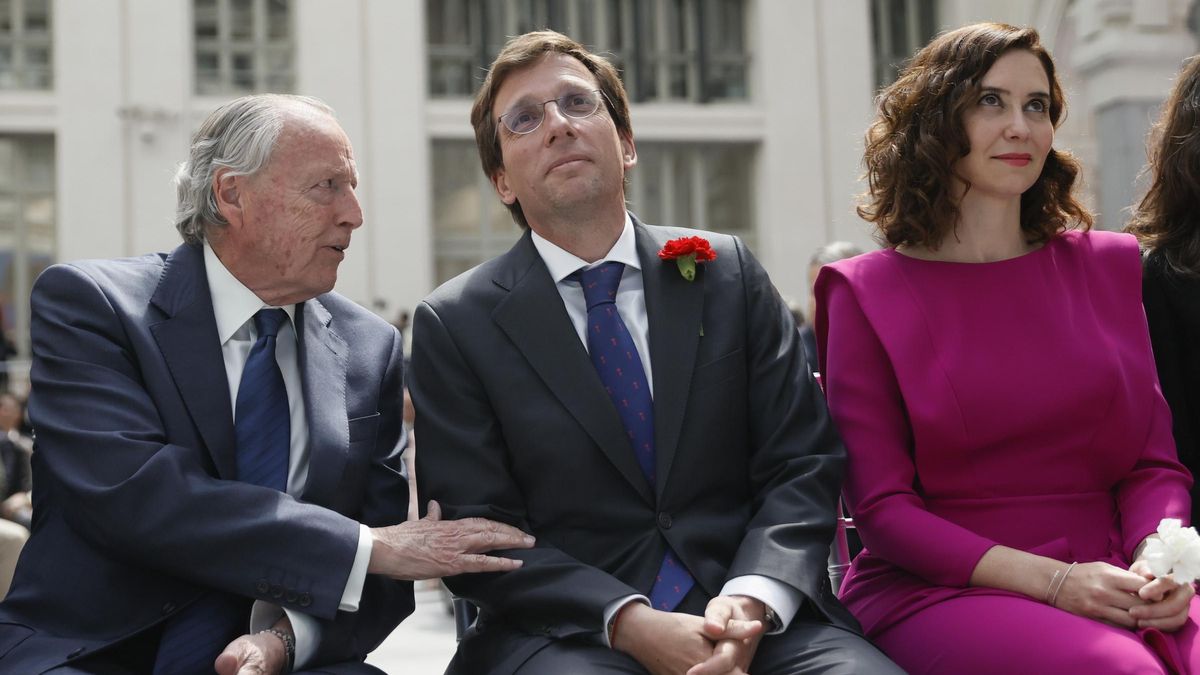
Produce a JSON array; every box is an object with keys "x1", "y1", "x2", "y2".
[
  {"x1": 575, "y1": 261, "x2": 625, "y2": 310},
  {"x1": 253, "y1": 308, "x2": 288, "y2": 339}
]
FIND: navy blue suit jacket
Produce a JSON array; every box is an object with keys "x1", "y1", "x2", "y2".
[{"x1": 0, "y1": 242, "x2": 412, "y2": 673}]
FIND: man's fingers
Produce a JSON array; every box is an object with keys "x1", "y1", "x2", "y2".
[
  {"x1": 456, "y1": 519, "x2": 535, "y2": 551},
  {"x1": 687, "y1": 639, "x2": 739, "y2": 675},
  {"x1": 214, "y1": 651, "x2": 241, "y2": 675},
  {"x1": 426, "y1": 499, "x2": 442, "y2": 521},
  {"x1": 718, "y1": 619, "x2": 764, "y2": 640},
  {"x1": 455, "y1": 553, "x2": 525, "y2": 573},
  {"x1": 702, "y1": 601, "x2": 734, "y2": 637}
]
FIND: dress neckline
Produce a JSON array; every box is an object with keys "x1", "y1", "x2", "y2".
[{"x1": 884, "y1": 236, "x2": 1058, "y2": 267}]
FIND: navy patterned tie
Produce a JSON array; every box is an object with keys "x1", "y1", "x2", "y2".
[
  {"x1": 153, "y1": 308, "x2": 291, "y2": 674},
  {"x1": 575, "y1": 262, "x2": 694, "y2": 611}
]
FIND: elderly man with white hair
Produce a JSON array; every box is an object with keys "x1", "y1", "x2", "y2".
[{"x1": 0, "y1": 93, "x2": 532, "y2": 675}]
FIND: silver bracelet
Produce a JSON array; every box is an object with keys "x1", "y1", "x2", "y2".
[
  {"x1": 1048, "y1": 561, "x2": 1078, "y2": 608},
  {"x1": 258, "y1": 627, "x2": 295, "y2": 673}
]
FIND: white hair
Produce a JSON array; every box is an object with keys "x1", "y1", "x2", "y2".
[{"x1": 173, "y1": 94, "x2": 335, "y2": 245}]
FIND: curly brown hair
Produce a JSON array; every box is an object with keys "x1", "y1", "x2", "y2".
[
  {"x1": 1127, "y1": 56, "x2": 1200, "y2": 276},
  {"x1": 859, "y1": 22, "x2": 1092, "y2": 248},
  {"x1": 470, "y1": 30, "x2": 633, "y2": 229}
]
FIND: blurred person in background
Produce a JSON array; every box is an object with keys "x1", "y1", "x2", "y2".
[
  {"x1": 817, "y1": 23, "x2": 1199, "y2": 673},
  {"x1": 800, "y1": 242, "x2": 863, "y2": 371},
  {"x1": 1127, "y1": 55, "x2": 1200, "y2": 527},
  {"x1": 0, "y1": 392, "x2": 30, "y2": 598}
]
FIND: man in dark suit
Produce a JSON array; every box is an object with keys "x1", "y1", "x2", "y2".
[
  {"x1": 0, "y1": 94, "x2": 532, "y2": 675},
  {"x1": 410, "y1": 31, "x2": 900, "y2": 674}
]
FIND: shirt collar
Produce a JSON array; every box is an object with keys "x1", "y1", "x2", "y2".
[
  {"x1": 530, "y1": 212, "x2": 640, "y2": 283},
  {"x1": 203, "y1": 242, "x2": 297, "y2": 344}
]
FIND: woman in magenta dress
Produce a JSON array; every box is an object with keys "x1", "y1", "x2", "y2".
[{"x1": 815, "y1": 23, "x2": 1199, "y2": 674}]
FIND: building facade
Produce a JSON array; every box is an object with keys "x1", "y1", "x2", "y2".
[{"x1": 0, "y1": 0, "x2": 1192, "y2": 371}]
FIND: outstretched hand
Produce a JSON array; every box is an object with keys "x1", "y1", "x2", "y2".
[{"x1": 367, "y1": 500, "x2": 535, "y2": 580}]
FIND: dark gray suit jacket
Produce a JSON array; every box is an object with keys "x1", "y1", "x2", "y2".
[
  {"x1": 411, "y1": 217, "x2": 857, "y2": 672},
  {"x1": 0, "y1": 242, "x2": 412, "y2": 673}
]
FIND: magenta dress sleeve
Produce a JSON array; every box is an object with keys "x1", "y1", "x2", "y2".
[
  {"x1": 816, "y1": 270, "x2": 997, "y2": 586},
  {"x1": 1102, "y1": 237, "x2": 1193, "y2": 558}
]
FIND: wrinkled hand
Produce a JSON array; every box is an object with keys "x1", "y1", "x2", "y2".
[
  {"x1": 368, "y1": 500, "x2": 535, "y2": 580},
  {"x1": 1128, "y1": 559, "x2": 1195, "y2": 632},
  {"x1": 613, "y1": 603, "x2": 715, "y2": 675},
  {"x1": 688, "y1": 595, "x2": 767, "y2": 675},
  {"x1": 214, "y1": 631, "x2": 286, "y2": 675},
  {"x1": 1053, "y1": 561, "x2": 1149, "y2": 628}
]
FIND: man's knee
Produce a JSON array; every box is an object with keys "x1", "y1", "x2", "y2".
[{"x1": 754, "y1": 622, "x2": 904, "y2": 675}]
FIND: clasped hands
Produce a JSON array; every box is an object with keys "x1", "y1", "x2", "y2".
[
  {"x1": 1053, "y1": 560, "x2": 1194, "y2": 632},
  {"x1": 613, "y1": 595, "x2": 770, "y2": 675},
  {"x1": 215, "y1": 500, "x2": 534, "y2": 674}
]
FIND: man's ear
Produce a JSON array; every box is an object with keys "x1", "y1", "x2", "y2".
[
  {"x1": 212, "y1": 168, "x2": 245, "y2": 227},
  {"x1": 492, "y1": 168, "x2": 518, "y2": 206},
  {"x1": 620, "y1": 131, "x2": 637, "y2": 171}
]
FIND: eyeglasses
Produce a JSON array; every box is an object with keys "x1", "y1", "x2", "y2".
[{"x1": 497, "y1": 89, "x2": 608, "y2": 136}]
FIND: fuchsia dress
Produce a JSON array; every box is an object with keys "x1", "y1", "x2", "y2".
[{"x1": 815, "y1": 230, "x2": 1200, "y2": 674}]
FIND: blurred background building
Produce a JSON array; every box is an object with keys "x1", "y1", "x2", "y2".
[{"x1": 0, "y1": 0, "x2": 1193, "y2": 386}]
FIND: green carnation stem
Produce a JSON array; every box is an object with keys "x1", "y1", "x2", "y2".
[{"x1": 675, "y1": 254, "x2": 697, "y2": 281}]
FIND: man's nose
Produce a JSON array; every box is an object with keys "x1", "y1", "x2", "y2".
[
  {"x1": 540, "y1": 101, "x2": 576, "y2": 142},
  {"x1": 342, "y1": 188, "x2": 364, "y2": 229}
]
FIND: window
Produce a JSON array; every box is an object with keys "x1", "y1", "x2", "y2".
[
  {"x1": 431, "y1": 140, "x2": 523, "y2": 284},
  {"x1": 629, "y1": 142, "x2": 756, "y2": 248},
  {"x1": 194, "y1": 0, "x2": 293, "y2": 95},
  {"x1": 426, "y1": 0, "x2": 750, "y2": 102},
  {"x1": 0, "y1": 135, "x2": 54, "y2": 364},
  {"x1": 0, "y1": 0, "x2": 52, "y2": 90},
  {"x1": 430, "y1": 140, "x2": 756, "y2": 285},
  {"x1": 869, "y1": 0, "x2": 936, "y2": 89}
]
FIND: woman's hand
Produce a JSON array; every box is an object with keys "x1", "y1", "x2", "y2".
[
  {"x1": 1127, "y1": 559, "x2": 1195, "y2": 632},
  {"x1": 1051, "y1": 561, "x2": 1150, "y2": 629}
]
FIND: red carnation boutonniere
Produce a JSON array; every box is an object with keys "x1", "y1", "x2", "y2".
[{"x1": 658, "y1": 236, "x2": 717, "y2": 282}]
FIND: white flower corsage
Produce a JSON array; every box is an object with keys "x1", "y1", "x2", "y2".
[{"x1": 1141, "y1": 518, "x2": 1200, "y2": 584}]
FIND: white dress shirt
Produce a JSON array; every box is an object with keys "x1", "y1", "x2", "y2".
[
  {"x1": 204, "y1": 244, "x2": 374, "y2": 668},
  {"x1": 529, "y1": 214, "x2": 801, "y2": 642}
]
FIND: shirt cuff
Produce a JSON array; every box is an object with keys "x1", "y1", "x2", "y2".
[
  {"x1": 602, "y1": 594, "x2": 648, "y2": 647},
  {"x1": 720, "y1": 575, "x2": 800, "y2": 635},
  {"x1": 339, "y1": 524, "x2": 374, "y2": 611},
  {"x1": 249, "y1": 603, "x2": 320, "y2": 670}
]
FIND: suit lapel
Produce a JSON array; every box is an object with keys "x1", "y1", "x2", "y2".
[
  {"x1": 636, "y1": 221, "x2": 704, "y2": 499},
  {"x1": 149, "y1": 243, "x2": 238, "y2": 479},
  {"x1": 492, "y1": 233, "x2": 654, "y2": 505},
  {"x1": 296, "y1": 298, "x2": 349, "y2": 504}
]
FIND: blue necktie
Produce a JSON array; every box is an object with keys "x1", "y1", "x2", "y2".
[
  {"x1": 576, "y1": 262, "x2": 694, "y2": 611},
  {"x1": 153, "y1": 308, "x2": 291, "y2": 674}
]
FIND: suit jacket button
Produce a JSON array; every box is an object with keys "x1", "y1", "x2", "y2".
[
  {"x1": 298, "y1": 593, "x2": 312, "y2": 607},
  {"x1": 657, "y1": 512, "x2": 673, "y2": 529},
  {"x1": 255, "y1": 579, "x2": 270, "y2": 594},
  {"x1": 286, "y1": 591, "x2": 298, "y2": 604},
  {"x1": 67, "y1": 647, "x2": 86, "y2": 659},
  {"x1": 161, "y1": 601, "x2": 176, "y2": 615}
]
